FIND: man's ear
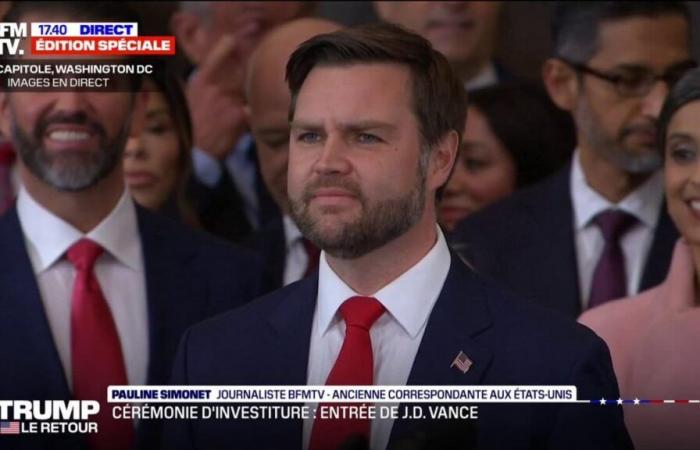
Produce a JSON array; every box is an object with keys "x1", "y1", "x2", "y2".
[
  {"x1": 170, "y1": 10, "x2": 209, "y2": 66},
  {"x1": 542, "y1": 58, "x2": 580, "y2": 112},
  {"x1": 428, "y1": 130, "x2": 460, "y2": 192}
]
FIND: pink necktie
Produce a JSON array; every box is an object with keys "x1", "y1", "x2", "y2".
[
  {"x1": 588, "y1": 209, "x2": 637, "y2": 309},
  {"x1": 67, "y1": 239, "x2": 133, "y2": 450}
]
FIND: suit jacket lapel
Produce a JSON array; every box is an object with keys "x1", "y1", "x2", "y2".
[
  {"x1": 517, "y1": 166, "x2": 581, "y2": 316},
  {"x1": 389, "y1": 256, "x2": 494, "y2": 446},
  {"x1": 265, "y1": 275, "x2": 318, "y2": 446},
  {"x1": 640, "y1": 202, "x2": 678, "y2": 291},
  {"x1": 0, "y1": 208, "x2": 71, "y2": 400}
]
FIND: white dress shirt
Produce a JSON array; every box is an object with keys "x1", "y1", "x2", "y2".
[
  {"x1": 17, "y1": 188, "x2": 149, "y2": 388},
  {"x1": 303, "y1": 227, "x2": 451, "y2": 450},
  {"x1": 282, "y1": 215, "x2": 309, "y2": 286},
  {"x1": 570, "y1": 151, "x2": 663, "y2": 310},
  {"x1": 464, "y1": 62, "x2": 498, "y2": 91}
]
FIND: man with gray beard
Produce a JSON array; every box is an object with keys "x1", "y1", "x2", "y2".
[
  {"x1": 166, "y1": 23, "x2": 631, "y2": 450},
  {"x1": 0, "y1": 3, "x2": 262, "y2": 450},
  {"x1": 452, "y1": 2, "x2": 693, "y2": 317}
]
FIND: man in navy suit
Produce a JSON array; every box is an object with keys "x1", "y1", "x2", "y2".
[
  {"x1": 452, "y1": 2, "x2": 692, "y2": 317},
  {"x1": 0, "y1": 3, "x2": 260, "y2": 450},
  {"x1": 166, "y1": 24, "x2": 631, "y2": 450}
]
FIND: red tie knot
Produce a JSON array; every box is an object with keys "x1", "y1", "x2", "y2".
[
  {"x1": 340, "y1": 296, "x2": 385, "y2": 331},
  {"x1": 66, "y1": 239, "x2": 104, "y2": 271}
]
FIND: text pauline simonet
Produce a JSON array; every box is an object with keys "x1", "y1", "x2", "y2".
[{"x1": 0, "y1": 21, "x2": 174, "y2": 91}]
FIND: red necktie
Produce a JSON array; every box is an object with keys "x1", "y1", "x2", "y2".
[
  {"x1": 0, "y1": 141, "x2": 16, "y2": 215},
  {"x1": 302, "y1": 238, "x2": 321, "y2": 277},
  {"x1": 67, "y1": 239, "x2": 133, "y2": 450},
  {"x1": 309, "y1": 296, "x2": 385, "y2": 450},
  {"x1": 588, "y1": 209, "x2": 638, "y2": 309}
]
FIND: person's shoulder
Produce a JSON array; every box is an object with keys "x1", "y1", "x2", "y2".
[
  {"x1": 579, "y1": 288, "x2": 659, "y2": 345},
  {"x1": 457, "y1": 266, "x2": 607, "y2": 369},
  {"x1": 185, "y1": 277, "x2": 311, "y2": 343},
  {"x1": 454, "y1": 166, "x2": 569, "y2": 240},
  {"x1": 137, "y1": 205, "x2": 258, "y2": 265}
]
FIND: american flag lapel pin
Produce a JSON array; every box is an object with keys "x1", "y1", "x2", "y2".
[{"x1": 451, "y1": 350, "x2": 473, "y2": 374}]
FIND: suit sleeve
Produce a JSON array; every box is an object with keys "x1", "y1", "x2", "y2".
[
  {"x1": 161, "y1": 329, "x2": 197, "y2": 450},
  {"x1": 547, "y1": 334, "x2": 634, "y2": 450}
]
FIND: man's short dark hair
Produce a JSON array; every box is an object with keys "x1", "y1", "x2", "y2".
[
  {"x1": 285, "y1": 23, "x2": 467, "y2": 151},
  {"x1": 552, "y1": 2, "x2": 691, "y2": 63}
]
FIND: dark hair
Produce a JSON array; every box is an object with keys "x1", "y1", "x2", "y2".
[
  {"x1": 552, "y1": 2, "x2": 690, "y2": 63},
  {"x1": 658, "y1": 67, "x2": 700, "y2": 153},
  {"x1": 468, "y1": 83, "x2": 575, "y2": 188},
  {"x1": 141, "y1": 65, "x2": 200, "y2": 228},
  {"x1": 286, "y1": 23, "x2": 467, "y2": 150}
]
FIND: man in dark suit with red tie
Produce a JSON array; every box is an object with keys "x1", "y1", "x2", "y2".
[
  {"x1": 0, "y1": 3, "x2": 261, "y2": 450},
  {"x1": 166, "y1": 24, "x2": 631, "y2": 450}
]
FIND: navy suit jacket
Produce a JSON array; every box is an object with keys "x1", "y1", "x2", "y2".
[
  {"x1": 0, "y1": 206, "x2": 262, "y2": 450},
  {"x1": 164, "y1": 253, "x2": 632, "y2": 450},
  {"x1": 242, "y1": 215, "x2": 287, "y2": 296},
  {"x1": 451, "y1": 165, "x2": 678, "y2": 318}
]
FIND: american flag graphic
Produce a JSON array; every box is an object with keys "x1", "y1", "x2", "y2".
[
  {"x1": 451, "y1": 351, "x2": 473, "y2": 374},
  {"x1": 0, "y1": 421, "x2": 20, "y2": 435}
]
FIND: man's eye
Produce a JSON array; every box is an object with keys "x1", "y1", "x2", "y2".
[
  {"x1": 297, "y1": 132, "x2": 321, "y2": 144},
  {"x1": 616, "y1": 72, "x2": 648, "y2": 90},
  {"x1": 357, "y1": 133, "x2": 381, "y2": 144}
]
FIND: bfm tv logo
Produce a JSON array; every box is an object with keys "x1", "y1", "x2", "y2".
[
  {"x1": 0, "y1": 400, "x2": 99, "y2": 434},
  {"x1": 0, "y1": 22, "x2": 27, "y2": 55}
]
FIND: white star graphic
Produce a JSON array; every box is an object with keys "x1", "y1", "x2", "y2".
[
  {"x1": 617, "y1": 398, "x2": 623, "y2": 405},
  {"x1": 633, "y1": 398, "x2": 640, "y2": 405},
  {"x1": 600, "y1": 397, "x2": 606, "y2": 405}
]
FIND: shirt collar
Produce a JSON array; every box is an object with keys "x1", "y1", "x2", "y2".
[
  {"x1": 17, "y1": 187, "x2": 143, "y2": 273},
  {"x1": 464, "y1": 62, "x2": 498, "y2": 91},
  {"x1": 316, "y1": 226, "x2": 451, "y2": 339},
  {"x1": 282, "y1": 215, "x2": 304, "y2": 250},
  {"x1": 571, "y1": 149, "x2": 663, "y2": 230}
]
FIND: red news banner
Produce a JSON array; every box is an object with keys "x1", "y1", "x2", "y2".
[
  {"x1": 31, "y1": 37, "x2": 174, "y2": 56},
  {"x1": 0, "y1": 21, "x2": 175, "y2": 57}
]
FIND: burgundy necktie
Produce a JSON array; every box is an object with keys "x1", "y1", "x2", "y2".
[
  {"x1": 588, "y1": 209, "x2": 637, "y2": 309},
  {"x1": 0, "y1": 141, "x2": 16, "y2": 215},
  {"x1": 67, "y1": 239, "x2": 133, "y2": 450},
  {"x1": 309, "y1": 296, "x2": 385, "y2": 450},
  {"x1": 302, "y1": 238, "x2": 321, "y2": 277}
]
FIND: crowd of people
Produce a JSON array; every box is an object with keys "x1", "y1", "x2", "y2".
[{"x1": 0, "y1": 2, "x2": 698, "y2": 450}]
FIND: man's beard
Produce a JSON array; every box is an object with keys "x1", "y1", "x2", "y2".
[
  {"x1": 11, "y1": 110, "x2": 130, "y2": 191},
  {"x1": 290, "y1": 167, "x2": 427, "y2": 260},
  {"x1": 577, "y1": 97, "x2": 662, "y2": 174}
]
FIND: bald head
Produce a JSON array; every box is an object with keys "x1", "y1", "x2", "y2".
[{"x1": 246, "y1": 18, "x2": 341, "y2": 212}]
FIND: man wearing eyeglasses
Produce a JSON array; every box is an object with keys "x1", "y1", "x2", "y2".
[{"x1": 452, "y1": 2, "x2": 691, "y2": 318}]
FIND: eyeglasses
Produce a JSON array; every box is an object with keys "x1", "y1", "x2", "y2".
[{"x1": 559, "y1": 58, "x2": 698, "y2": 97}]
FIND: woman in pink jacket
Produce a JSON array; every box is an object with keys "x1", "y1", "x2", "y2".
[{"x1": 579, "y1": 66, "x2": 700, "y2": 450}]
